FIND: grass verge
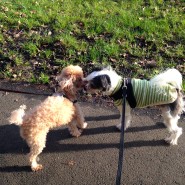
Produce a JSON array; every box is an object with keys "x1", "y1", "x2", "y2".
[{"x1": 0, "y1": 0, "x2": 184, "y2": 89}]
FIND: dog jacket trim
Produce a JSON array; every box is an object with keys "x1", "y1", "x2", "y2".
[{"x1": 110, "y1": 78, "x2": 137, "y2": 108}]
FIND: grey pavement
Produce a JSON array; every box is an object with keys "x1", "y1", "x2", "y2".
[{"x1": 0, "y1": 81, "x2": 185, "y2": 185}]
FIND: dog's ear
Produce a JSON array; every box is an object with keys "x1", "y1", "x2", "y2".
[
  {"x1": 58, "y1": 78, "x2": 74, "y2": 92},
  {"x1": 56, "y1": 72, "x2": 71, "y2": 82},
  {"x1": 93, "y1": 75, "x2": 111, "y2": 91},
  {"x1": 100, "y1": 75, "x2": 111, "y2": 91},
  {"x1": 57, "y1": 69, "x2": 74, "y2": 91}
]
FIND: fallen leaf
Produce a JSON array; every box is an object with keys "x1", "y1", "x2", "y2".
[{"x1": 68, "y1": 160, "x2": 76, "y2": 166}]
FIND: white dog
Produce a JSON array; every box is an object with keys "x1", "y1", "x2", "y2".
[{"x1": 84, "y1": 67, "x2": 184, "y2": 145}]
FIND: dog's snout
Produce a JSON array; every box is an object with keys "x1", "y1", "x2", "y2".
[
  {"x1": 84, "y1": 84, "x2": 88, "y2": 91},
  {"x1": 82, "y1": 80, "x2": 88, "y2": 90},
  {"x1": 82, "y1": 79, "x2": 88, "y2": 85}
]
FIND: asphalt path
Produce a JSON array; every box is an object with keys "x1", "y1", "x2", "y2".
[{"x1": 0, "y1": 81, "x2": 185, "y2": 185}]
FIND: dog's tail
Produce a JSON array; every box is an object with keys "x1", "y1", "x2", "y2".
[
  {"x1": 170, "y1": 90, "x2": 185, "y2": 116},
  {"x1": 150, "y1": 68, "x2": 182, "y2": 90},
  {"x1": 8, "y1": 105, "x2": 26, "y2": 125}
]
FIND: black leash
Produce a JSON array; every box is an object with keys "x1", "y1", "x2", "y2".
[
  {"x1": 0, "y1": 88, "x2": 78, "y2": 104},
  {"x1": 0, "y1": 88, "x2": 52, "y2": 96},
  {"x1": 116, "y1": 79, "x2": 127, "y2": 185}
]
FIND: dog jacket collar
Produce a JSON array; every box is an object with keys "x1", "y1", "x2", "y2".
[
  {"x1": 53, "y1": 92, "x2": 78, "y2": 104},
  {"x1": 110, "y1": 78, "x2": 137, "y2": 108}
]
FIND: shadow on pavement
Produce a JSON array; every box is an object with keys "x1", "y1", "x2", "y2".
[
  {"x1": 0, "y1": 123, "x2": 167, "y2": 155},
  {"x1": 0, "y1": 165, "x2": 31, "y2": 173},
  {"x1": 85, "y1": 114, "x2": 120, "y2": 121},
  {"x1": 0, "y1": 121, "x2": 168, "y2": 173},
  {"x1": 126, "y1": 122, "x2": 165, "y2": 132}
]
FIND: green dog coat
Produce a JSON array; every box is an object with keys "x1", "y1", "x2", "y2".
[{"x1": 111, "y1": 78, "x2": 178, "y2": 108}]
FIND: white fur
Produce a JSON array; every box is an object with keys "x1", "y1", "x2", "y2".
[
  {"x1": 85, "y1": 67, "x2": 122, "y2": 95},
  {"x1": 85, "y1": 67, "x2": 184, "y2": 145},
  {"x1": 150, "y1": 68, "x2": 182, "y2": 90}
]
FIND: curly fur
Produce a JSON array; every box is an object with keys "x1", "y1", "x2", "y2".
[{"x1": 9, "y1": 65, "x2": 88, "y2": 172}]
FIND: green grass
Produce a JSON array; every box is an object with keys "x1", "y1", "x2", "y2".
[{"x1": 0, "y1": 0, "x2": 184, "y2": 87}]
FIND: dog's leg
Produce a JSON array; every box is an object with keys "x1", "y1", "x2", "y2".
[
  {"x1": 27, "y1": 130, "x2": 48, "y2": 171},
  {"x1": 165, "y1": 116, "x2": 182, "y2": 145},
  {"x1": 74, "y1": 104, "x2": 88, "y2": 129},
  {"x1": 161, "y1": 106, "x2": 172, "y2": 127},
  {"x1": 68, "y1": 120, "x2": 82, "y2": 137},
  {"x1": 116, "y1": 102, "x2": 131, "y2": 131},
  {"x1": 161, "y1": 106, "x2": 182, "y2": 145}
]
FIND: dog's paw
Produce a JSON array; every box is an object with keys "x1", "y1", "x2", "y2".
[
  {"x1": 70, "y1": 129, "x2": 82, "y2": 137},
  {"x1": 81, "y1": 122, "x2": 88, "y2": 129},
  {"x1": 165, "y1": 134, "x2": 179, "y2": 145},
  {"x1": 116, "y1": 124, "x2": 128, "y2": 131},
  {"x1": 31, "y1": 164, "x2": 43, "y2": 172},
  {"x1": 165, "y1": 137, "x2": 178, "y2": 145},
  {"x1": 116, "y1": 124, "x2": 121, "y2": 131},
  {"x1": 77, "y1": 122, "x2": 88, "y2": 129},
  {"x1": 165, "y1": 128, "x2": 182, "y2": 145}
]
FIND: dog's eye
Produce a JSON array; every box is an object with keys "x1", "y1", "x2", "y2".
[{"x1": 77, "y1": 78, "x2": 82, "y2": 82}]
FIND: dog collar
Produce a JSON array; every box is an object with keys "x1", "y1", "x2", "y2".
[
  {"x1": 72, "y1": 99, "x2": 78, "y2": 104},
  {"x1": 63, "y1": 94, "x2": 78, "y2": 104},
  {"x1": 110, "y1": 78, "x2": 136, "y2": 108},
  {"x1": 53, "y1": 92, "x2": 78, "y2": 104}
]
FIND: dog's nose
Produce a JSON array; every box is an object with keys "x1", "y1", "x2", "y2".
[
  {"x1": 84, "y1": 83, "x2": 90, "y2": 92},
  {"x1": 84, "y1": 85, "x2": 87, "y2": 91},
  {"x1": 82, "y1": 79, "x2": 88, "y2": 91}
]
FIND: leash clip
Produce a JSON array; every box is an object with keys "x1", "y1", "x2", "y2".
[{"x1": 122, "y1": 78, "x2": 127, "y2": 97}]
